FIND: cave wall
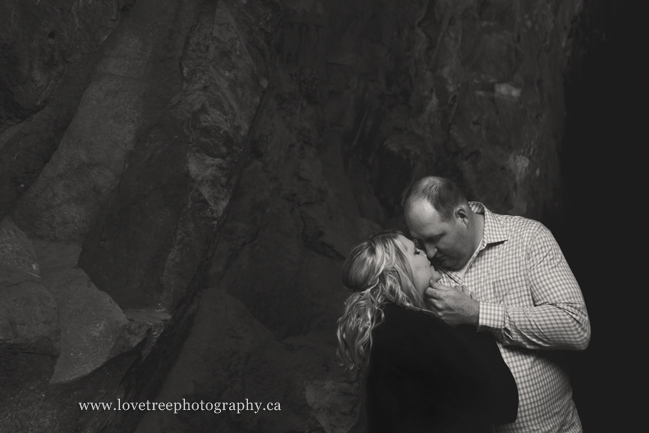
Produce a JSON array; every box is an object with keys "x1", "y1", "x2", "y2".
[
  {"x1": 136, "y1": 0, "x2": 585, "y2": 432},
  {"x1": 0, "y1": 0, "x2": 584, "y2": 432},
  {"x1": 1, "y1": 0, "x2": 281, "y2": 431}
]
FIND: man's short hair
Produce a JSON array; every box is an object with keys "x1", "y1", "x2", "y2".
[{"x1": 404, "y1": 176, "x2": 467, "y2": 221}]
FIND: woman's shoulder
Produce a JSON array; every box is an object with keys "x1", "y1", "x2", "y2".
[
  {"x1": 380, "y1": 302, "x2": 445, "y2": 325},
  {"x1": 372, "y1": 302, "x2": 450, "y2": 342},
  {"x1": 374, "y1": 303, "x2": 499, "y2": 354}
]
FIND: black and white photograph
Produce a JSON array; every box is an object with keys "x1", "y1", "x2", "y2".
[{"x1": 0, "y1": 0, "x2": 643, "y2": 432}]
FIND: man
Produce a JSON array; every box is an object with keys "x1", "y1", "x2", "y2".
[{"x1": 404, "y1": 176, "x2": 590, "y2": 433}]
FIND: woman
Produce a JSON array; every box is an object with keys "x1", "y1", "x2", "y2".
[{"x1": 337, "y1": 231, "x2": 518, "y2": 433}]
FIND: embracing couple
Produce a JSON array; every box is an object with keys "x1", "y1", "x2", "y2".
[{"x1": 337, "y1": 176, "x2": 591, "y2": 433}]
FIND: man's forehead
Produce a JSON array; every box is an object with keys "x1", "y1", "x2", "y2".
[
  {"x1": 406, "y1": 201, "x2": 446, "y2": 235},
  {"x1": 406, "y1": 200, "x2": 443, "y2": 223}
]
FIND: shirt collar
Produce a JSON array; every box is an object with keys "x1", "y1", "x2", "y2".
[
  {"x1": 437, "y1": 202, "x2": 508, "y2": 284},
  {"x1": 469, "y1": 201, "x2": 508, "y2": 246}
]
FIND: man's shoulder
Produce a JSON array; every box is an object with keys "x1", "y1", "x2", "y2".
[
  {"x1": 473, "y1": 202, "x2": 548, "y2": 243},
  {"x1": 480, "y1": 205, "x2": 547, "y2": 234},
  {"x1": 497, "y1": 212, "x2": 545, "y2": 232}
]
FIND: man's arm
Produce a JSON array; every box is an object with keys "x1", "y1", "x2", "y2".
[{"x1": 478, "y1": 225, "x2": 591, "y2": 351}]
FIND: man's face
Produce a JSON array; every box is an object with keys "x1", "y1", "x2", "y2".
[{"x1": 405, "y1": 200, "x2": 474, "y2": 271}]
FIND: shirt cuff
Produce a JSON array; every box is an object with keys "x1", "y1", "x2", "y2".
[{"x1": 478, "y1": 302, "x2": 505, "y2": 332}]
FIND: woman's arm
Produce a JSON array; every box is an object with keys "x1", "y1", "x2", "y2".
[{"x1": 368, "y1": 306, "x2": 517, "y2": 430}]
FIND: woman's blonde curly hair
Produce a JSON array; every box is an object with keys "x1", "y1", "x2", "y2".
[{"x1": 336, "y1": 231, "x2": 429, "y2": 376}]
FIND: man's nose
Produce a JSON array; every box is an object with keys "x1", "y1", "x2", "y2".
[{"x1": 425, "y1": 246, "x2": 437, "y2": 259}]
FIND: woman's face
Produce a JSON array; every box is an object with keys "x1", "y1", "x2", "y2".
[{"x1": 397, "y1": 235, "x2": 442, "y2": 298}]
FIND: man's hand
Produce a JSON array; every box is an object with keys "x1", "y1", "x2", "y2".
[{"x1": 425, "y1": 279, "x2": 479, "y2": 326}]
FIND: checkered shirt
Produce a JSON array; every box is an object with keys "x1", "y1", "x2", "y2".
[{"x1": 437, "y1": 202, "x2": 591, "y2": 433}]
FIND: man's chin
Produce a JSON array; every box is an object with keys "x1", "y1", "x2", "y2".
[
  {"x1": 433, "y1": 258, "x2": 450, "y2": 268},
  {"x1": 434, "y1": 257, "x2": 459, "y2": 271}
]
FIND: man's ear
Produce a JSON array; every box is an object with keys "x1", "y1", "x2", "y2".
[{"x1": 456, "y1": 206, "x2": 469, "y2": 226}]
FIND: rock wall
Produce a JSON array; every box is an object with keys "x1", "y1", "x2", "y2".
[
  {"x1": 1, "y1": 0, "x2": 281, "y2": 431},
  {"x1": 1, "y1": 0, "x2": 584, "y2": 432},
  {"x1": 136, "y1": 0, "x2": 584, "y2": 432}
]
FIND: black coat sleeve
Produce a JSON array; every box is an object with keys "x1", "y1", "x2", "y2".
[
  {"x1": 363, "y1": 304, "x2": 518, "y2": 433},
  {"x1": 455, "y1": 325, "x2": 519, "y2": 425}
]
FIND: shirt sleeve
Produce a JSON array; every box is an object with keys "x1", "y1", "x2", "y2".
[{"x1": 478, "y1": 225, "x2": 591, "y2": 350}]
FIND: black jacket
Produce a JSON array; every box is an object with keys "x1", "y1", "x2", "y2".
[{"x1": 362, "y1": 303, "x2": 518, "y2": 433}]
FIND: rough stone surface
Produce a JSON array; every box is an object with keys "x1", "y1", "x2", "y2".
[
  {"x1": 78, "y1": 0, "x2": 278, "y2": 310},
  {"x1": 0, "y1": 0, "x2": 588, "y2": 431},
  {"x1": 10, "y1": 0, "x2": 197, "y2": 242},
  {"x1": 3, "y1": 0, "x2": 282, "y2": 430},
  {"x1": 0, "y1": 0, "x2": 136, "y2": 217},
  {"x1": 0, "y1": 280, "x2": 59, "y2": 356},
  {"x1": 0, "y1": 216, "x2": 58, "y2": 356},
  {"x1": 0, "y1": 216, "x2": 40, "y2": 278},
  {"x1": 0, "y1": 235, "x2": 174, "y2": 432},
  {"x1": 306, "y1": 379, "x2": 361, "y2": 433},
  {"x1": 0, "y1": 349, "x2": 142, "y2": 433},
  {"x1": 32, "y1": 240, "x2": 148, "y2": 383},
  {"x1": 0, "y1": 0, "x2": 135, "y2": 130},
  {"x1": 136, "y1": 289, "x2": 351, "y2": 433},
  {"x1": 204, "y1": 152, "x2": 378, "y2": 339}
]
